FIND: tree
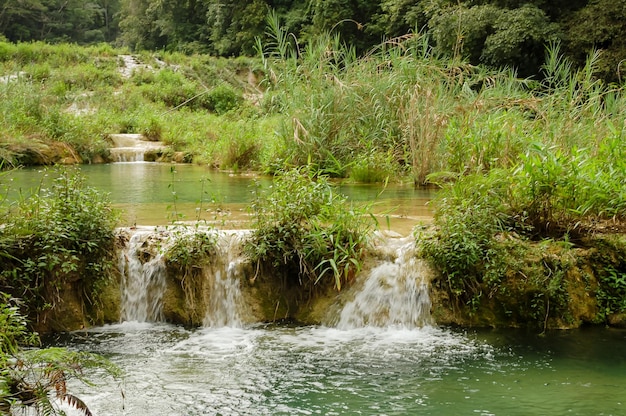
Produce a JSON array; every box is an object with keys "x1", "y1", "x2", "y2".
[
  {"x1": 372, "y1": 0, "x2": 430, "y2": 36},
  {"x1": 307, "y1": 0, "x2": 382, "y2": 52},
  {"x1": 563, "y1": 0, "x2": 626, "y2": 83},
  {"x1": 204, "y1": 0, "x2": 270, "y2": 56},
  {"x1": 481, "y1": 4, "x2": 561, "y2": 77},
  {"x1": 118, "y1": 0, "x2": 167, "y2": 50},
  {"x1": 428, "y1": 2, "x2": 560, "y2": 77},
  {"x1": 0, "y1": 0, "x2": 119, "y2": 43}
]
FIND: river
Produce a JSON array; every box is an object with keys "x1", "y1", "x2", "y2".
[
  {"x1": 47, "y1": 324, "x2": 626, "y2": 416},
  {"x1": 6, "y1": 163, "x2": 626, "y2": 415},
  {"x1": 3, "y1": 163, "x2": 433, "y2": 234}
]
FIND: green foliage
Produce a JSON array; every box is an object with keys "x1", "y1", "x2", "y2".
[
  {"x1": 206, "y1": 83, "x2": 243, "y2": 115},
  {"x1": 597, "y1": 265, "x2": 626, "y2": 318},
  {"x1": 563, "y1": 0, "x2": 626, "y2": 83},
  {"x1": 349, "y1": 151, "x2": 396, "y2": 183},
  {"x1": 419, "y1": 171, "x2": 514, "y2": 303},
  {"x1": 427, "y1": 3, "x2": 560, "y2": 76},
  {"x1": 136, "y1": 69, "x2": 211, "y2": 110},
  {"x1": 422, "y1": 126, "x2": 626, "y2": 324},
  {"x1": 0, "y1": 168, "x2": 119, "y2": 318},
  {"x1": 0, "y1": 295, "x2": 38, "y2": 359},
  {"x1": 0, "y1": 295, "x2": 122, "y2": 414},
  {"x1": 164, "y1": 229, "x2": 218, "y2": 270},
  {"x1": 510, "y1": 141, "x2": 626, "y2": 235},
  {"x1": 589, "y1": 237, "x2": 626, "y2": 321},
  {"x1": 246, "y1": 167, "x2": 375, "y2": 292}
]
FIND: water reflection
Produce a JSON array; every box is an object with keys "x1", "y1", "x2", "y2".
[{"x1": 4, "y1": 164, "x2": 434, "y2": 233}]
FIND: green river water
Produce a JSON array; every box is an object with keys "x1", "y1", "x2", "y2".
[
  {"x1": 4, "y1": 163, "x2": 433, "y2": 233},
  {"x1": 47, "y1": 324, "x2": 626, "y2": 416},
  {"x1": 6, "y1": 163, "x2": 626, "y2": 415}
]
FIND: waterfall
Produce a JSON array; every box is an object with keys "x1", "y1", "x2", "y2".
[
  {"x1": 119, "y1": 230, "x2": 167, "y2": 322},
  {"x1": 110, "y1": 148, "x2": 147, "y2": 162},
  {"x1": 109, "y1": 133, "x2": 166, "y2": 162},
  {"x1": 333, "y1": 233, "x2": 433, "y2": 329},
  {"x1": 202, "y1": 232, "x2": 249, "y2": 328},
  {"x1": 117, "y1": 228, "x2": 431, "y2": 329},
  {"x1": 117, "y1": 227, "x2": 249, "y2": 326}
]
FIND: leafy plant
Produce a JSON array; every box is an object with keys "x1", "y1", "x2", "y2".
[
  {"x1": 0, "y1": 294, "x2": 122, "y2": 415},
  {"x1": 164, "y1": 228, "x2": 218, "y2": 271},
  {"x1": 0, "y1": 167, "x2": 119, "y2": 320},
  {"x1": 245, "y1": 167, "x2": 375, "y2": 292},
  {"x1": 589, "y1": 237, "x2": 626, "y2": 322},
  {"x1": 419, "y1": 170, "x2": 514, "y2": 306},
  {"x1": 206, "y1": 83, "x2": 243, "y2": 115}
]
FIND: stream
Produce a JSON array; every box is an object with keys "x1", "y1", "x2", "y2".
[
  {"x1": 47, "y1": 324, "x2": 626, "y2": 416},
  {"x1": 5, "y1": 163, "x2": 626, "y2": 415}
]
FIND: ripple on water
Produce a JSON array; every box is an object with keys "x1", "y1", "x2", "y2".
[
  {"x1": 57, "y1": 325, "x2": 626, "y2": 416},
  {"x1": 58, "y1": 324, "x2": 496, "y2": 415}
]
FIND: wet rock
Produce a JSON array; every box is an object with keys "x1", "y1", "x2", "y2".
[
  {"x1": 12, "y1": 141, "x2": 82, "y2": 165},
  {"x1": 608, "y1": 313, "x2": 626, "y2": 328}
]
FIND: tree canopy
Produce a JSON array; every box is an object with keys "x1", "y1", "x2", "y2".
[{"x1": 0, "y1": 0, "x2": 624, "y2": 82}]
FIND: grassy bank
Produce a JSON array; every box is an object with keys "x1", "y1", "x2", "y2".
[{"x1": 1, "y1": 36, "x2": 624, "y2": 184}]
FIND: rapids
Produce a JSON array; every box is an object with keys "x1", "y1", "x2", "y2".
[{"x1": 51, "y1": 324, "x2": 626, "y2": 415}]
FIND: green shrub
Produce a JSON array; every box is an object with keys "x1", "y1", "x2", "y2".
[
  {"x1": 245, "y1": 167, "x2": 375, "y2": 292},
  {"x1": 0, "y1": 168, "x2": 119, "y2": 318},
  {"x1": 206, "y1": 83, "x2": 243, "y2": 115},
  {"x1": 164, "y1": 229, "x2": 218, "y2": 270},
  {"x1": 419, "y1": 170, "x2": 514, "y2": 305}
]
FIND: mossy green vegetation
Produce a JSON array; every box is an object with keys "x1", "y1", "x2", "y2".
[
  {"x1": 420, "y1": 144, "x2": 626, "y2": 328},
  {"x1": 245, "y1": 167, "x2": 376, "y2": 295},
  {"x1": 0, "y1": 168, "x2": 119, "y2": 329}
]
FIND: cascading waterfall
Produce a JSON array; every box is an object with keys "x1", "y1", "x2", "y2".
[
  {"x1": 118, "y1": 227, "x2": 249, "y2": 327},
  {"x1": 119, "y1": 230, "x2": 167, "y2": 322},
  {"x1": 332, "y1": 233, "x2": 433, "y2": 329},
  {"x1": 110, "y1": 148, "x2": 146, "y2": 163},
  {"x1": 109, "y1": 133, "x2": 166, "y2": 162},
  {"x1": 118, "y1": 227, "x2": 432, "y2": 329},
  {"x1": 202, "y1": 232, "x2": 249, "y2": 328}
]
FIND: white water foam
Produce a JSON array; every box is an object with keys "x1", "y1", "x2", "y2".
[
  {"x1": 119, "y1": 230, "x2": 167, "y2": 322},
  {"x1": 333, "y1": 233, "x2": 433, "y2": 329}
]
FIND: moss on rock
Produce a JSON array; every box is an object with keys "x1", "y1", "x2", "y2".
[{"x1": 429, "y1": 234, "x2": 626, "y2": 329}]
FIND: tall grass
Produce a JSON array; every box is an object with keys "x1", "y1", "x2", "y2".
[
  {"x1": 1, "y1": 33, "x2": 625, "y2": 196},
  {"x1": 257, "y1": 24, "x2": 626, "y2": 189}
]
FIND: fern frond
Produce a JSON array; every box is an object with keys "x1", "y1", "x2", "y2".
[{"x1": 62, "y1": 393, "x2": 93, "y2": 416}]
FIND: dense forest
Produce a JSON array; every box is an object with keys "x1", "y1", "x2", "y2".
[{"x1": 1, "y1": 0, "x2": 625, "y2": 82}]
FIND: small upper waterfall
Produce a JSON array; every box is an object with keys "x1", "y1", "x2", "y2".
[
  {"x1": 331, "y1": 233, "x2": 433, "y2": 329},
  {"x1": 109, "y1": 133, "x2": 166, "y2": 162},
  {"x1": 119, "y1": 230, "x2": 167, "y2": 322}
]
